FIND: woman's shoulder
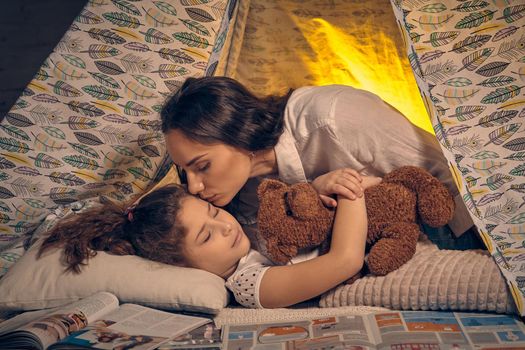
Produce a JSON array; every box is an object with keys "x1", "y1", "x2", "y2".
[
  {"x1": 287, "y1": 84, "x2": 381, "y2": 112},
  {"x1": 289, "y1": 84, "x2": 344, "y2": 101},
  {"x1": 290, "y1": 84, "x2": 375, "y2": 99}
]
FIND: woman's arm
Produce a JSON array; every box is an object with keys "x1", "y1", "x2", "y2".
[{"x1": 258, "y1": 195, "x2": 368, "y2": 308}]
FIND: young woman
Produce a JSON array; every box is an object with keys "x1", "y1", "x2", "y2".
[
  {"x1": 38, "y1": 182, "x2": 371, "y2": 309},
  {"x1": 160, "y1": 76, "x2": 480, "y2": 249}
]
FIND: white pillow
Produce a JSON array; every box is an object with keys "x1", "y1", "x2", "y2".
[{"x1": 0, "y1": 238, "x2": 229, "y2": 314}]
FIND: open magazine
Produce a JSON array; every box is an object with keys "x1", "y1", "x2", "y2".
[
  {"x1": 156, "y1": 322, "x2": 222, "y2": 350},
  {"x1": 222, "y1": 311, "x2": 525, "y2": 350},
  {"x1": 0, "y1": 292, "x2": 211, "y2": 350}
]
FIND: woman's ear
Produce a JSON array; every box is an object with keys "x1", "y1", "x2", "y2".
[{"x1": 257, "y1": 179, "x2": 286, "y2": 197}]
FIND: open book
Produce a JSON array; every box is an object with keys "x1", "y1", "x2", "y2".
[
  {"x1": 0, "y1": 292, "x2": 211, "y2": 350},
  {"x1": 222, "y1": 311, "x2": 525, "y2": 349}
]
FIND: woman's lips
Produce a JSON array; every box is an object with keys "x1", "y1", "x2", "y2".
[{"x1": 203, "y1": 194, "x2": 218, "y2": 202}]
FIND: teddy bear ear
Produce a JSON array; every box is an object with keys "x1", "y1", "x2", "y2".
[
  {"x1": 286, "y1": 183, "x2": 323, "y2": 218},
  {"x1": 257, "y1": 179, "x2": 287, "y2": 197}
]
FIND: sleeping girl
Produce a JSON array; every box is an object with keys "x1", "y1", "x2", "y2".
[{"x1": 37, "y1": 178, "x2": 378, "y2": 309}]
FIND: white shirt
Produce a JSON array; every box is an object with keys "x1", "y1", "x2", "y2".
[
  {"x1": 234, "y1": 85, "x2": 472, "y2": 237},
  {"x1": 225, "y1": 248, "x2": 319, "y2": 308}
]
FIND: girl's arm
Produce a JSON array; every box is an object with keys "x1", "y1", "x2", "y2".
[{"x1": 258, "y1": 195, "x2": 368, "y2": 308}]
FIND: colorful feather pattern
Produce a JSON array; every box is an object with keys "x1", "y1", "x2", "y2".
[
  {"x1": 393, "y1": 0, "x2": 525, "y2": 313},
  {"x1": 140, "y1": 28, "x2": 174, "y2": 44},
  {"x1": 87, "y1": 28, "x2": 126, "y2": 45},
  {"x1": 448, "y1": 105, "x2": 486, "y2": 121},
  {"x1": 112, "y1": 0, "x2": 141, "y2": 16}
]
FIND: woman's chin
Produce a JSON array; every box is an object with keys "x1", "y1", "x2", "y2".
[{"x1": 213, "y1": 194, "x2": 232, "y2": 207}]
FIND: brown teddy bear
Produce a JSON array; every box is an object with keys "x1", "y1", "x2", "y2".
[{"x1": 256, "y1": 166, "x2": 455, "y2": 277}]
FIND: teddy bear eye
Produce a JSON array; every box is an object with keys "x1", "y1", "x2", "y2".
[{"x1": 284, "y1": 192, "x2": 293, "y2": 216}]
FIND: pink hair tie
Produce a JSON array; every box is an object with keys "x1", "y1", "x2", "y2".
[{"x1": 124, "y1": 205, "x2": 136, "y2": 222}]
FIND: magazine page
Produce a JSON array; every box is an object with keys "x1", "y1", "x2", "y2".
[
  {"x1": 454, "y1": 312, "x2": 525, "y2": 349},
  {"x1": 222, "y1": 311, "x2": 525, "y2": 350},
  {"x1": 222, "y1": 315, "x2": 380, "y2": 350},
  {"x1": 156, "y1": 322, "x2": 221, "y2": 350},
  {"x1": 0, "y1": 291, "x2": 119, "y2": 350},
  {"x1": 373, "y1": 311, "x2": 469, "y2": 349},
  {"x1": 0, "y1": 307, "x2": 64, "y2": 336},
  {"x1": 50, "y1": 303, "x2": 211, "y2": 350},
  {"x1": 373, "y1": 311, "x2": 525, "y2": 349}
]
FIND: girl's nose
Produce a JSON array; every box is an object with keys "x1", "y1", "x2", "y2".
[{"x1": 218, "y1": 222, "x2": 232, "y2": 236}]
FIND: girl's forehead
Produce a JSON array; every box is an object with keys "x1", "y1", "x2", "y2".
[{"x1": 180, "y1": 196, "x2": 209, "y2": 218}]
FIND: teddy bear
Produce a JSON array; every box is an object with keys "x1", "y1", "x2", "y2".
[{"x1": 256, "y1": 166, "x2": 455, "y2": 277}]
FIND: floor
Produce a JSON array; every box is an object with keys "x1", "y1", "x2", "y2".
[{"x1": 0, "y1": 0, "x2": 87, "y2": 118}]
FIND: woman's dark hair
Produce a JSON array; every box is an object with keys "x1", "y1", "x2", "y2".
[
  {"x1": 160, "y1": 76, "x2": 293, "y2": 151},
  {"x1": 38, "y1": 184, "x2": 190, "y2": 273}
]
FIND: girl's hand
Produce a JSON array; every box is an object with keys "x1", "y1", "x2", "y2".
[
  {"x1": 361, "y1": 176, "x2": 382, "y2": 189},
  {"x1": 312, "y1": 168, "x2": 363, "y2": 207}
]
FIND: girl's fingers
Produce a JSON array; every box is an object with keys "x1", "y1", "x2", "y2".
[
  {"x1": 362, "y1": 176, "x2": 382, "y2": 189},
  {"x1": 319, "y1": 194, "x2": 337, "y2": 208}
]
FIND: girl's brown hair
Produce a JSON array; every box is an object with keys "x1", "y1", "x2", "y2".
[{"x1": 38, "y1": 184, "x2": 190, "y2": 273}]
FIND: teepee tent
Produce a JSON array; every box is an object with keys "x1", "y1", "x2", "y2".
[{"x1": 0, "y1": 0, "x2": 524, "y2": 315}]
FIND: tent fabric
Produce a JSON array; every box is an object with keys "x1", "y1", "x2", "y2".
[
  {"x1": 0, "y1": 0, "x2": 238, "y2": 278},
  {"x1": 390, "y1": 0, "x2": 525, "y2": 315},
  {"x1": 224, "y1": 0, "x2": 434, "y2": 133}
]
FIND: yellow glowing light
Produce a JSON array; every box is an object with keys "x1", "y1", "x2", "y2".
[{"x1": 294, "y1": 18, "x2": 433, "y2": 134}]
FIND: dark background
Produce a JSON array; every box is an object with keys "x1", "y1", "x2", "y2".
[{"x1": 0, "y1": 0, "x2": 87, "y2": 117}]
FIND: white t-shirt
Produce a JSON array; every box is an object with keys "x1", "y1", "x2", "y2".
[
  {"x1": 225, "y1": 249, "x2": 319, "y2": 308},
  {"x1": 234, "y1": 85, "x2": 472, "y2": 237}
]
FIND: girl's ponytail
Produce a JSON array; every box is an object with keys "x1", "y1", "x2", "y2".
[
  {"x1": 38, "y1": 184, "x2": 190, "y2": 273},
  {"x1": 38, "y1": 201, "x2": 135, "y2": 273}
]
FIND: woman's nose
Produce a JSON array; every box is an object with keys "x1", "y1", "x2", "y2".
[{"x1": 186, "y1": 173, "x2": 204, "y2": 195}]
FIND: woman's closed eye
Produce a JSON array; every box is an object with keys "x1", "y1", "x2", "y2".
[{"x1": 197, "y1": 162, "x2": 210, "y2": 172}]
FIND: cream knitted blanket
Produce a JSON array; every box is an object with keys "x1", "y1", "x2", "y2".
[
  {"x1": 320, "y1": 237, "x2": 515, "y2": 314},
  {"x1": 214, "y1": 305, "x2": 388, "y2": 327}
]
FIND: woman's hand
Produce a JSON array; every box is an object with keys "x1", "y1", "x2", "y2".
[{"x1": 312, "y1": 168, "x2": 363, "y2": 207}]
